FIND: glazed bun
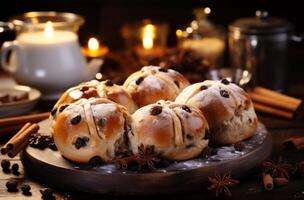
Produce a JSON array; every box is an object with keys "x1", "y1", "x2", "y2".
[
  {"x1": 51, "y1": 98, "x2": 131, "y2": 163},
  {"x1": 129, "y1": 100, "x2": 209, "y2": 161},
  {"x1": 175, "y1": 80, "x2": 258, "y2": 145},
  {"x1": 53, "y1": 80, "x2": 137, "y2": 114},
  {"x1": 123, "y1": 66, "x2": 190, "y2": 107}
]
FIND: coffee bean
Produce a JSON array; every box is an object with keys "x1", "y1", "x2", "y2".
[
  {"x1": 6, "y1": 179, "x2": 18, "y2": 192},
  {"x1": 105, "y1": 80, "x2": 114, "y2": 86},
  {"x1": 71, "y1": 115, "x2": 81, "y2": 125},
  {"x1": 221, "y1": 79, "x2": 230, "y2": 85},
  {"x1": 1, "y1": 159, "x2": 10, "y2": 170},
  {"x1": 11, "y1": 163, "x2": 19, "y2": 172},
  {"x1": 21, "y1": 184, "x2": 32, "y2": 196},
  {"x1": 200, "y1": 85, "x2": 208, "y2": 90},
  {"x1": 220, "y1": 90, "x2": 229, "y2": 98},
  {"x1": 181, "y1": 105, "x2": 191, "y2": 113},
  {"x1": 40, "y1": 188, "x2": 55, "y2": 200},
  {"x1": 150, "y1": 106, "x2": 162, "y2": 115},
  {"x1": 135, "y1": 77, "x2": 144, "y2": 85}
]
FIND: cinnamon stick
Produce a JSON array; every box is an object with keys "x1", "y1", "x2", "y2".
[
  {"x1": 0, "y1": 112, "x2": 50, "y2": 128},
  {"x1": 253, "y1": 102, "x2": 294, "y2": 119},
  {"x1": 249, "y1": 92, "x2": 298, "y2": 112},
  {"x1": 5, "y1": 123, "x2": 39, "y2": 158},
  {"x1": 254, "y1": 87, "x2": 302, "y2": 106},
  {"x1": 263, "y1": 172, "x2": 274, "y2": 191},
  {"x1": 273, "y1": 178, "x2": 289, "y2": 186},
  {"x1": 283, "y1": 137, "x2": 304, "y2": 151}
]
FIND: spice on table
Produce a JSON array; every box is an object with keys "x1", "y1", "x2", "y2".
[
  {"x1": 262, "y1": 157, "x2": 293, "y2": 179},
  {"x1": 6, "y1": 179, "x2": 18, "y2": 192},
  {"x1": 1, "y1": 159, "x2": 11, "y2": 173},
  {"x1": 113, "y1": 144, "x2": 160, "y2": 171},
  {"x1": 21, "y1": 184, "x2": 32, "y2": 196},
  {"x1": 40, "y1": 188, "x2": 55, "y2": 200},
  {"x1": 11, "y1": 163, "x2": 20, "y2": 176},
  {"x1": 208, "y1": 172, "x2": 239, "y2": 197},
  {"x1": 273, "y1": 177, "x2": 289, "y2": 187},
  {"x1": 262, "y1": 172, "x2": 274, "y2": 191},
  {"x1": 283, "y1": 137, "x2": 304, "y2": 151}
]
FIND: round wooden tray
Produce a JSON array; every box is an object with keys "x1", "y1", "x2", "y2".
[{"x1": 21, "y1": 119, "x2": 272, "y2": 196}]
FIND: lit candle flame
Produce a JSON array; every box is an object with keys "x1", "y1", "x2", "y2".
[
  {"x1": 88, "y1": 37, "x2": 99, "y2": 51},
  {"x1": 44, "y1": 21, "x2": 54, "y2": 38},
  {"x1": 142, "y1": 24, "x2": 155, "y2": 49}
]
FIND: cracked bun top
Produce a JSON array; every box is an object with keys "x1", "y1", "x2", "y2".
[
  {"x1": 175, "y1": 80, "x2": 258, "y2": 145},
  {"x1": 129, "y1": 100, "x2": 209, "y2": 161},
  {"x1": 123, "y1": 66, "x2": 190, "y2": 107}
]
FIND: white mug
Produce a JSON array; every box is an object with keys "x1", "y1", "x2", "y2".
[{"x1": 1, "y1": 31, "x2": 101, "y2": 100}]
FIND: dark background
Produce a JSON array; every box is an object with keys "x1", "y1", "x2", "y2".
[{"x1": 1, "y1": 0, "x2": 304, "y2": 89}]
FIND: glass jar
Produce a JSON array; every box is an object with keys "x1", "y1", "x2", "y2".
[
  {"x1": 11, "y1": 11, "x2": 84, "y2": 34},
  {"x1": 177, "y1": 7, "x2": 226, "y2": 70},
  {"x1": 228, "y1": 10, "x2": 294, "y2": 91}
]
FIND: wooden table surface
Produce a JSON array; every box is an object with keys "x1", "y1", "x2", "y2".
[{"x1": 0, "y1": 113, "x2": 303, "y2": 200}]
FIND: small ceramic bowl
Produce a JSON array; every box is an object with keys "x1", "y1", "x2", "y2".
[{"x1": 0, "y1": 85, "x2": 41, "y2": 118}]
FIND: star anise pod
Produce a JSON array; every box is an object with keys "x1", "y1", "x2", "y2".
[
  {"x1": 208, "y1": 172, "x2": 239, "y2": 197},
  {"x1": 262, "y1": 157, "x2": 294, "y2": 179},
  {"x1": 113, "y1": 144, "x2": 160, "y2": 171}
]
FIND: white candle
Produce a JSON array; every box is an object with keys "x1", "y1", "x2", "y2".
[{"x1": 11, "y1": 21, "x2": 87, "y2": 97}]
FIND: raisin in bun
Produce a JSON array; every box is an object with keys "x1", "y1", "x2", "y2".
[
  {"x1": 123, "y1": 66, "x2": 190, "y2": 107},
  {"x1": 175, "y1": 80, "x2": 258, "y2": 146},
  {"x1": 52, "y1": 98, "x2": 131, "y2": 163},
  {"x1": 53, "y1": 80, "x2": 137, "y2": 114},
  {"x1": 129, "y1": 100, "x2": 209, "y2": 161}
]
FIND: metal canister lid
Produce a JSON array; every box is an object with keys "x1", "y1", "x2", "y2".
[{"x1": 229, "y1": 10, "x2": 293, "y2": 35}]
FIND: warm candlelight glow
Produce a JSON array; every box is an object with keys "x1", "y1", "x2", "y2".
[
  {"x1": 142, "y1": 24, "x2": 155, "y2": 49},
  {"x1": 204, "y1": 7, "x2": 211, "y2": 14},
  {"x1": 44, "y1": 21, "x2": 54, "y2": 38},
  {"x1": 88, "y1": 37, "x2": 99, "y2": 51}
]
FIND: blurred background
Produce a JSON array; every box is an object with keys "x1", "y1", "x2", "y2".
[{"x1": 1, "y1": 0, "x2": 303, "y2": 91}]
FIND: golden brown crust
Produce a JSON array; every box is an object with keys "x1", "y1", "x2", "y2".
[
  {"x1": 176, "y1": 80, "x2": 258, "y2": 145},
  {"x1": 129, "y1": 100, "x2": 209, "y2": 160},
  {"x1": 52, "y1": 80, "x2": 137, "y2": 114},
  {"x1": 52, "y1": 98, "x2": 131, "y2": 163},
  {"x1": 123, "y1": 66, "x2": 190, "y2": 107}
]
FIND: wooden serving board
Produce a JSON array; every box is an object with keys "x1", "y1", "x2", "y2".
[{"x1": 21, "y1": 119, "x2": 272, "y2": 196}]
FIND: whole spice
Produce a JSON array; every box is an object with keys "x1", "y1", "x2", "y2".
[
  {"x1": 21, "y1": 184, "x2": 32, "y2": 196},
  {"x1": 11, "y1": 163, "x2": 20, "y2": 176},
  {"x1": 40, "y1": 188, "x2": 55, "y2": 200},
  {"x1": 262, "y1": 157, "x2": 293, "y2": 179},
  {"x1": 273, "y1": 177, "x2": 289, "y2": 187},
  {"x1": 29, "y1": 134, "x2": 57, "y2": 151},
  {"x1": 113, "y1": 144, "x2": 160, "y2": 171},
  {"x1": 208, "y1": 172, "x2": 239, "y2": 197},
  {"x1": 6, "y1": 179, "x2": 18, "y2": 192},
  {"x1": 262, "y1": 172, "x2": 274, "y2": 191}
]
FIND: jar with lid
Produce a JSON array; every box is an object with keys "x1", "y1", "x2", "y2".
[
  {"x1": 177, "y1": 7, "x2": 226, "y2": 70},
  {"x1": 229, "y1": 10, "x2": 296, "y2": 91}
]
